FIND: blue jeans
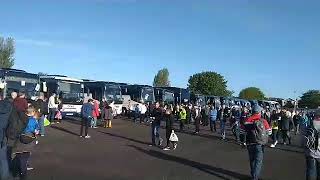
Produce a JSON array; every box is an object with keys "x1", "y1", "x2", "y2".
[
  {"x1": 220, "y1": 120, "x2": 226, "y2": 138},
  {"x1": 0, "y1": 146, "x2": 11, "y2": 180},
  {"x1": 91, "y1": 117, "x2": 97, "y2": 128},
  {"x1": 38, "y1": 115, "x2": 45, "y2": 135},
  {"x1": 306, "y1": 156, "x2": 320, "y2": 180},
  {"x1": 48, "y1": 108, "x2": 56, "y2": 122},
  {"x1": 247, "y1": 144, "x2": 264, "y2": 180},
  {"x1": 151, "y1": 122, "x2": 161, "y2": 146}
]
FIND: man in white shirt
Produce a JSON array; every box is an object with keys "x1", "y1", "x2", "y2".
[{"x1": 48, "y1": 93, "x2": 58, "y2": 124}]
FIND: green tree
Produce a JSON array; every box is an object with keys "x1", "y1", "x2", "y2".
[
  {"x1": 0, "y1": 37, "x2": 15, "y2": 68},
  {"x1": 299, "y1": 90, "x2": 320, "y2": 109},
  {"x1": 188, "y1": 71, "x2": 232, "y2": 96},
  {"x1": 153, "y1": 68, "x2": 170, "y2": 87},
  {"x1": 239, "y1": 87, "x2": 265, "y2": 100}
]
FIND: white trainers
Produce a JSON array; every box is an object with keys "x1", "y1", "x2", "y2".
[
  {"x1": 85, "y1": 135, "x2": 91, "y2": 139},
  {"x1": 270, "y1": 144, "x2": 276, "y2": 148},
  {"x1": 27, "y1": 167, "x2": 34, "y2": 171},
  {"x1": 163, "y1": 147, "x2": 171, "y2": 151},
  {"x1": 274, "y1": 141, "x2": 278, "y2": 146}
]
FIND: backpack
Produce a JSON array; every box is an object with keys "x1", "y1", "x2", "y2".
[
  {"x1": 304, "y1": 125, "x2": 320, "y2": 151},
  {"x1": 6, "y1": 106, "x2": 28, "y2": 142},
  {"x1": 250, "y1": 119, "x2": 269, "y2": 145},
  {"x1": 0, "y1": 100, "x2": 13, "y2": 148}
]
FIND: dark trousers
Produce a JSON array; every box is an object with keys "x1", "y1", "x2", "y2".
[
  {"x1": 235, "y1": 124, "x2": 240, "y2": 142},
  {"x1": 80, "y1": 117, "x2": 90, "y2": 137},
  {"x1": 306, "y1": 156, "x2": 320, "y2": 180},
  {"x1": 195, "y1": 118, "x2": 200, "y2": 133},
  {"x1": 281, "y1": 130, "x2": 291, "y2": 144},
  {"x1": 272, "y1": 129, "x2": 279, "y2": 144},
  {"x1": 166, "y1": 127, "x2": 172, "y2": 147},
  {"x1": 48, "y1": 108, "x2": 56, "y2": 122},
  {"x1": 247, "y1": 144, "x2": 264, "y2": 180},
  {"x1": 210, "y1": 120, "x2": 217, "y2": 132},
  {"x1": 180, "y1": 120, "x2": 185, "y2": 131},
  {"x1": 240, "y1": 134, "x2": 246, "y2": 144},
  {"x1": 140, "y1": 114, "x2": 146, "y2": 123},
  {"x1": 203, "y1": 116, "x2": 209, "y2": 126},
  {"x1": 151, "y1": 122, "x2": 161, "y2": 146},
  {"x1": 13, "y1": 152, "x2": 31, "y2": 178},
  {"x1": 0, "y1": 145, "x2": 11, "y2": 180},
  {"x1": 134, "y1": 112, "x2": 140, "y2": 122}
]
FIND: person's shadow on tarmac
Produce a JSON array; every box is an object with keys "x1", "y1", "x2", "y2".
[{"x1": 128, "y1": 145, "x2": 252, "y2": 180}]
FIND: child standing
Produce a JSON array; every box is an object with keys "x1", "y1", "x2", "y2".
[
  {"x1": 103, "y1": 103, "x2": 113, "y2": 128},
  {"x1": 13, "y1": 106, "x2": 39, "y2": 179}
]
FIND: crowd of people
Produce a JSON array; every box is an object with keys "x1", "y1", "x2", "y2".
[
  {"x1": 126, "y1": 100, "x2": 319, "y2": 180},
  {"x1": 1, "y1": 90, "x2": 320, "y2": 180}
]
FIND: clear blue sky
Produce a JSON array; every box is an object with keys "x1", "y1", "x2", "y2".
[{"x1": 1, "y1": 0, "x2": 319, "y2": 98}]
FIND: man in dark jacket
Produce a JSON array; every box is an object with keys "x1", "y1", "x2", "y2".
[
  {"x1": 80, "y1": 99, "x2": 94, "y2": 138},
  {"x1": 33, "y1": 93, "x2": 47, "y2": 136},
  {"x1": 280, "y1": 109, "x2": 291, "y2": 145},
  {"x1": 150, "y1": 102, "x2": 163, "y2": 146},
  {"x1": 241, "y1": 105, "x2": 271, "y2": 180}
]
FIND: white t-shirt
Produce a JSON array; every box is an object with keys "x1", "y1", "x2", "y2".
[{"x1": 140, "y1": 104, "x2": 147, "y2": 114}]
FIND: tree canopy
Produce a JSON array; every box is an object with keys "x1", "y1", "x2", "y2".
[
  {"x1": 299, "y1": 90, "x2": 320, "y2": 109},
  {"x1": 239, "y1": 87, "x2": 265, "y2": 100},
  {"x1": 0, "y1": 37, "x2": 15, "y2": 68},
  {"x1": 188, "y1": 71, "x2": 232, "y2": 96},
  {"x1": 153, "y1": 68, "x2": 170, "y2": 87}
]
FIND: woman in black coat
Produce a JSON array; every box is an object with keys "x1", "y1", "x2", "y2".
[
  {"x1": 280, "y1": 110, "x2": 291, "y2": 145},
  {"x1": 163, "y1": 105, "x2": 176, "y2": 151}
]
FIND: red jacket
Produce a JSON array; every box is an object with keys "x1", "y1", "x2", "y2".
[
  {"x1": 240, "y1": 113, "x2": 272, "y2": 144},
  {"x1": 13, "y1": 97, "x2": 28, "y2": 113},
  {"x1": 241, "y1": 114, "x2": 270, "y2": 129},
  {"x1": 92, "y1": 101, "x2": 100, "y2": 118}
]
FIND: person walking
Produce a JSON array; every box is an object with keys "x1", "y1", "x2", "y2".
[
  {"x1": 163, "y1": 105, "x2": 177, "y2": 151},
  {"x1": 140, "y1": 103, "x2": 147, "y2": 123},
  {"x1": 150, "y1": 102, "x2": 163, "y2": 147},
  {"x1": 210, "y1": 106, "x2": 218, "y2": 132},
  {"x1": 103, "y1": 103, "x2": 113, "y2": 128},
  {"x1": 302, "y1": 110, "x2": 320, "y2": 180},
  {"x1": 48, "y1": 93, "x2": 58, "y2": 124},
  {"x1": 33, "y1": 93, "x2": 47, "y2": 136},
  {"x1": 91, "y1": 99, "x2": 100, "y2": 128},
  {"x1": 80, "y1": 99, "x2": 94, "y2": 138},
  {"x1": 270, "y1": 110, "x2": 281, "y2": 148},
  {"x1": 194, "y1": 106, "x2": 201, "y2": 134},
  {"x1": 241, "y1": 105, "x2": 271, "y2": 180},
  {"x1": 280, "y1": 109, "x2": 292, "y2": 145},
  {"x1": 179, "y1": 106, "x2": 187, "y2": 132},
  {"x1": 233, "y1": 107, "x2": 242, "y2": 143}
]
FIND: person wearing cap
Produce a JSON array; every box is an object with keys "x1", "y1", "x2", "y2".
[
  {"x1": 80, "y1": 99, "x2": 94, "y2": 138},
  {"x1": 302, "y1": 110, "x2": 320, "y2": 180},
  {"x1": 241, "y1": 105, "x2": 271, "y2": 180}
]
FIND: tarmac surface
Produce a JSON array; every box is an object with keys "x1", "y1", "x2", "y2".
[{"x1": 29, "y1": 117, "x2": 305, "y2": 180}]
